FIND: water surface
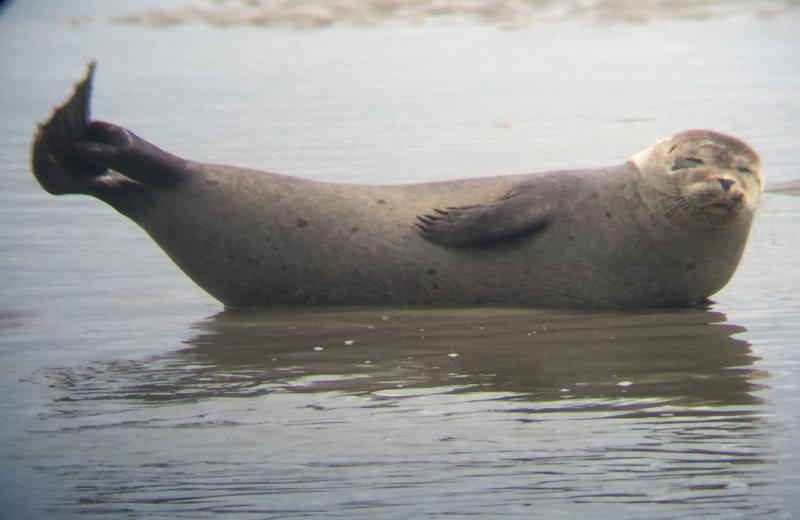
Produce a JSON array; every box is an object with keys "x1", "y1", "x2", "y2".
[{"x1": 1, "y1": 1, "x2": 799, "y2": 518}]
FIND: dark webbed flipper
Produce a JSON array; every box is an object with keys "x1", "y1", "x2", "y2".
[
  {"x1": 77, "y1": 121, "x2": 188, "y2": 188},
  {"x1": 415, "y1": 188, "x2": 553, "y2": 246},
  {"x1": 31, "y1": 62, "x2": 188, "y2": 215},
  {"x1": 31, "y1": 61, "x2": 107, "y2": 196}
]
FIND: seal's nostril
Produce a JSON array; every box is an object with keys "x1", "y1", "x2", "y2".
[{"x1": 717, "y1": 178, "x2": 734, "y2": 191}]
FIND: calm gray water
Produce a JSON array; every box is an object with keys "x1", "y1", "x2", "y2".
[{"x1": 1, "y1": 1, "x2": 799, "y2": 518}]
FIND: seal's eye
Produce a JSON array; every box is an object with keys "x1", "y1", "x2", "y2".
[
  {"x1": 737, "y1": 165, "x2": 753, "y2": 174},
  {"x1": 672, "y1": 157, "x2": 704, "y2": 171}
]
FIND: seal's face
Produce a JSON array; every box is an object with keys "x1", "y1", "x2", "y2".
[{"x1": 632, "y1": 130, "x2": 762, "y2": 226}]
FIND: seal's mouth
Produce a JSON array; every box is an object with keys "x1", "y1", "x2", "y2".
[
  {"x1": 701, "y1": 198, "x2": 742, "y2": 218},
  {"x1": 691, "y1": 181, "x2": 746, "y2": 217},
  {"x1": 708, "y1": 201, "x2": 735, "y2": 212}
]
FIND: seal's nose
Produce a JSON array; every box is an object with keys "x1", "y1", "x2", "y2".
[{"x1": 717, "y1": 178, "x2": 735, "y2": 192}]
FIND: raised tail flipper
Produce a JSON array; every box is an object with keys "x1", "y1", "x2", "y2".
[
  {"x1": 31, "y1": 62, "x2": 188, "y2": 217},
  {"x1": 31, "y1": 61, "x2": 108, "y2": 196}
]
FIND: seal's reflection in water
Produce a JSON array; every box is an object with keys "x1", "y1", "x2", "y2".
[
  {"x1": 156, "y1": 308, "x2": 762, "y2": 405},
  {"x1": 49, "y1": 308, "x2": 773, "y2": 516}
]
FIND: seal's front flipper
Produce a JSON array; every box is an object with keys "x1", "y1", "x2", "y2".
[{"x1": 415, "y1": 191, "x2": 553, "y2": 246}]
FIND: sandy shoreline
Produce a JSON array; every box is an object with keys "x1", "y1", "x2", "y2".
[{"x1": 65, "y1": 0, "x2": 799, "y2": 30}]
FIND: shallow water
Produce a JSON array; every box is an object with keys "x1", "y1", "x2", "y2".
[{"x1": 1, "y1": 1, "x2": 799, "y2": 518}]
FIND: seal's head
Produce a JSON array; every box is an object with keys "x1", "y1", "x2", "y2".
[{"x1": 630, "y1": 130, "x2": 762, "y2": 227}]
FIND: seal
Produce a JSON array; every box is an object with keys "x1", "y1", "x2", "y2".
[{"x1": 30, "y1": 63, "x2": 763, "y2": 309}]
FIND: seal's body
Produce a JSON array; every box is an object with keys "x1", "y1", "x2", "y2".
[{"x1": 31, "y1": 64, "x2": 763, "y2": 309}]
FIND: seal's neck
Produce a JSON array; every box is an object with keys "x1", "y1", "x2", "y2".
[{"x1": 629, "y1": 146, "x2": 656, "y2": 172}]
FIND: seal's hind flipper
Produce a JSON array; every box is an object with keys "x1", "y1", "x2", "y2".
[
  {"x1": 31, "y1": 61, "x2": 107, "y2": 196},
  {"x1": 415, "y1": 191, "x2": 552, "y2": 246},
  {"x1": 76, "y1": 121, "x2": 188, "y2": 188},
  {"x1": 31, "y1": 62, "x2": 189, "y2": 217}
]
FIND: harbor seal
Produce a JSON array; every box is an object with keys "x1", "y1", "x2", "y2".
[{"x1": 30, "y1": 63, "x2": 763, "y2": 309}]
